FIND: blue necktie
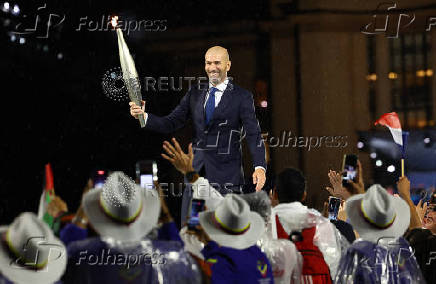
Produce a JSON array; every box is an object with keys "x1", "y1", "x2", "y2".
[{"x1": 205, "y1": 87, "x2": 218, "y2": 125}]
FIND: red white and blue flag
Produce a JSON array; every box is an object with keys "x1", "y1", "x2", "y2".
[
  {"x1": 374, "y1": 112, "x2": 408, "y2": 158},
  {"x1": 374, "y1": 112, "x2": 403, "y2": 146}
]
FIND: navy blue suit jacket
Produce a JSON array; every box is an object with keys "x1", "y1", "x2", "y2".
[{"x1": 145, "y1": 80, "x2": 266, "y2": 188}]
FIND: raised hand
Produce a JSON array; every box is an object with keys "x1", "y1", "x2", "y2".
[{"x1": 162, "y1": 138, "x2": 194, "y2": 175}]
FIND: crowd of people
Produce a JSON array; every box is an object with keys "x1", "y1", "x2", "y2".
[{"x1": 0, "y1": 138, "x2": 435, "y2": 283}]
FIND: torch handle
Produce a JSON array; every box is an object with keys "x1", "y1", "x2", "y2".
[{"x1": 139, "y1": 113, "x2": 146, "y2": 128}]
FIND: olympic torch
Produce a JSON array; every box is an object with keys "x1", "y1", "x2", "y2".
[{"x1": 112, "y1": 16, "x2": 146, "y2": 128}]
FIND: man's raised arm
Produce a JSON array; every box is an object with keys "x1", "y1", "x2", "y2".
[{"x1": 129, "y1": 90, "x2": 191, "y2": 134}]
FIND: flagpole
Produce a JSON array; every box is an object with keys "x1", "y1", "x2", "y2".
[
  {"x1": 401, "y1": 132, "x2": 409, "y2": 177},
  {"x1": 401, "y1": 158, "x2": 404, "y2": 177}
]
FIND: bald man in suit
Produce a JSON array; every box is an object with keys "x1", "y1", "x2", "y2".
[{"x1": 130, "y1": 46, "x2": 266, "y2": 223}]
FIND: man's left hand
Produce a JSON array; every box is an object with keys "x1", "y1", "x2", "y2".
[{"x1": 252, "y1": 168, "x2": 266, "y2": 192}]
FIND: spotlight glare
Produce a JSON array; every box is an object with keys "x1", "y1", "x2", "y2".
[
  {"x1": 57, "y1": 53, "x2": 63, "y2": 60},
  {"x1": 11, "y1": 3, "x2": 19, "y2": 15},
  {"x1": 387, "y1": 165, "x2": 395, "y2": 172},
  {"x1": 19, "y1": 37, "x2": 25, "y2": 44},
  {"x1": 370, "y1": 152, "x2": 377, "y2": 159},
  {"x1": 10, "y1": 34, "x2": 15, "y2": 42},
  {"x1": 3, "y1": 2, "x2": 9, "y2": 12},
  {"x1": 375, "y1": 160, "x2": 383, "y2": 167},
  {"x1": 357, "y1": 141, "x2": 364, "y2": 149},
  {"x1": 424, "y1": 137, "x2": 431, "y2": 144}
]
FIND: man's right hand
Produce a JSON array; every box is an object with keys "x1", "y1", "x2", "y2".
[{"x1": 129, "y1": 100, "x2": 146, "y2": 119}]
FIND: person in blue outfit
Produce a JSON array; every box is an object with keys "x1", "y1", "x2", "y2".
[
  {"x1": 130, "y1": 46, "x2": 267, "y2": 224},
  {"x1": 62, "y1": 171, "x2": 201, "y2": 284},
  {"x1": 335, "y1": 182, "x2": 425, "y2": 283},
  {"x1": 190, "y1": 194, "x2": 274, "y2": 284}
]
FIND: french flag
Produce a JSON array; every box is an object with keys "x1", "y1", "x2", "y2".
[
  {"x1": 374, "y1": 112, "x2": 403, "y2": 146},
  {"x1": 374, "y1": 112, "x2": 408, "y2": 158}
]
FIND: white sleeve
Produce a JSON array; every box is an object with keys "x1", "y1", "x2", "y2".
[
  {"x1": 191, "y1": 177, "x2": 224, "y2": 210},
  {"x1": 313, "y1": 221, "x2": 343, "y2": 277}
]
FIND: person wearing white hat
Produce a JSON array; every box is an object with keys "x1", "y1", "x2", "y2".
[
  {"x1": 0, "y1": 212, "x2": 67, "y2": 284},
  {"x1": 186, "y1": 194, "x2": 274, "y2": 283},
  {"x1": 335, "y1": 181, "x2": 426, "y2": 283},
  {"x1": 62, "y1": 171, "x2": 202, "y2": 284}
]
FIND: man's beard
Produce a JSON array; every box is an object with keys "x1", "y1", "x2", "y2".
[{"x1": 208, "y1": 72, "x2": 222, "y2": 85}]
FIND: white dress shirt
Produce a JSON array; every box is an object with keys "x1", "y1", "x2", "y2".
[{"x1": 204, "y1": 77, "x2": 229, "y2": 108}]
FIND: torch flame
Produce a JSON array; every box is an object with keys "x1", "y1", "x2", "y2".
[{"x1": 111, "y1": 16, "x2": 118, "y2": 28}]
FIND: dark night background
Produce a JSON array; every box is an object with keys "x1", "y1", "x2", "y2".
[{"x1": 0, "y1": 0, "x2": 271, "y2": 225}]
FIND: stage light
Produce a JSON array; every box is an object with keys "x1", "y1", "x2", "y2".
[
  {"x1": 11, "y1": 3, "x2": 19, "y2": 15},
  {"x1": 387, "y1": 165, "x2": 395, "y2": 172},
  {"x1": 357, "y1": 141, "x2": 364, "y2": 149},
  {"x1": 424, "y1": 137, "x2": 431, "y2": 144},
  {"x1": 10, "y1": 34, "x2": 15, "y2": 42},
  {"x1": 19, "y1": 37, "x2": 25, "y2": 44},
  {"x1": 57, "y1": 53, "x2": 63, "y2": 60},
  {"x1": 426, "y1": 69, "x2": 434, "y2": 77},
  {"x1": 97, "y1": 170, "x2": 105, "y2": 175},
  {"x1": 370, "y1": 152, "x2": 377, "y2": 159},
  {"x1": 375, "y1": 160, "x2": 382, "y2": 167},
  {"x1": 2, "y1": 2, "x2": 9, "y2": 12}
]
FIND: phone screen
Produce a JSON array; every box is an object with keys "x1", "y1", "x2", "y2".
[
  {"x1": 136, "y1": 160, "x2": 158, "y2": 189},
  {"x1": 140, "y1": 174, "x2": 153, "y2": 190},
  {"x1": 188, "y1": 199, "x2": 205, "y2": 230},
  {"x1": 94, "y1": 170, "x2": 107, "y2": 189},
  {"x1": 328, "y1": 196, "x2": 341, "y2": 221},
  {"x1": 342, "y1": 154, "x2": 358, "y2": 186}
]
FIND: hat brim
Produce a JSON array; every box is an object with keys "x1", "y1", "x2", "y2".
[
  {"x1": 0, "y1": 226, "x2": 67, "y2": 284},
  {"x1": 346, "y1": 194, "x2": 410, "y2": 243},
  {"x1": 199, "y1": 211, "x2": 264, "y2": 249},
  {"x1": 83, "y1": 187, "x2": 160, "y2": 242}
]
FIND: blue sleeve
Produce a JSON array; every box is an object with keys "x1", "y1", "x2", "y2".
[
  {"x1": 239, "y1": 91, "x2": 266, "y2": 169},
  {"x1": 60, "y1": 223, "x2": 88, "y2": 247},
  {"x1": 201, "y1": 242, "x2": 234, "y2": 284},
  {"x1": 157, "y1": 222, "x2": 183, "y2": 244},
  {"x1": 145, "y1": 90, "x2": 191, "y2": 134}
]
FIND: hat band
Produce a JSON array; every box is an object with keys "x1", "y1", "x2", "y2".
[
  {"x1": 99, "y1": 195, "x2": 143, "y2": 225},
  {"x1": 2, "y1": 231, "x2": 48, "y2": 270},
  {"x1": 212, "y1": 212, "x2": 250, "y2": 235},
  {"x1": 359, "y1": 200, "x2": 396, "y2": 229}
]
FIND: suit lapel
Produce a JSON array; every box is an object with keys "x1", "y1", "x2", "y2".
[{"x1": 197, "y1": 88, "x2": 207, "y2": 130}]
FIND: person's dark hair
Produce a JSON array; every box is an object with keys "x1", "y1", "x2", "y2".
[{"x1": 275, "y1": 168, "x2": 306, "y2": 203}]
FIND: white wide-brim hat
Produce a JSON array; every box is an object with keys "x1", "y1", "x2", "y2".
[
  {"x1": 346, "y1": 184, "x2": 410, "y2": 243},
  {"x1": 0, "y1": 212, "x2": 66, "y2": 284},
  {"x1": 199, "y1": 194, "x2": 265, "y2": 249},
  {"x1": 83, "y1": 171, "x2": 160, "y2": 242}
]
